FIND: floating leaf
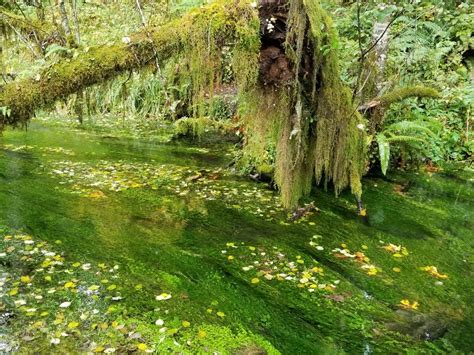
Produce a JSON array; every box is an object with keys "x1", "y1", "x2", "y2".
[
  {"x1": 156, "y1": 293, "x2": 172, "y2": 301},
  {"x1": 20, "y1": 275, "x2": 32, "y2": 283},
  {"x1": 198, "y1": 330, "x2": 207, "y2": 338},
  {"x1": 137, "y1": 343, "x2": 147, "y2": 351},
  {"x1": 68, "y1": 321, "x2": 80, "y2": 329}
]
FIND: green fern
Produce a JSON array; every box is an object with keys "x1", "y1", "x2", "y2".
[
  {"x1": 376, "y1": 119, "x2": 438, "y2": 175},
  {"x1": 384, "y1": 120, "x2": 437, "y2": 137}
]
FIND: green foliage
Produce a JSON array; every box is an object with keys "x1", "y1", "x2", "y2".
[
  {"x1": 173, "y1": 116, "x2": 234, "y2": 137},
  {"x1": 376, "y1": 134, "x2": 390, "y2": 175},
  {"x1": 331, "y1": 0, "x2": 472, "y2": 170},
  {"x1": 0, "y1": 0, "x2": 260, "y2": 129}
]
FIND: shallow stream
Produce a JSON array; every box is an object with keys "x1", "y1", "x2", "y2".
[{"x1": 1, "y1": 123, "x2": 472, "y2": 353}]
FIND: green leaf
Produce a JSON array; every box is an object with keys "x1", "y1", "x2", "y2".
[{"x1": 376, "y1": 134, "x2": 390, "y2": 175}]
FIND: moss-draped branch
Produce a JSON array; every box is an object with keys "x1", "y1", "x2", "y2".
[{"x1": 0, "y1": 1, "x2": 259, "y2": 129}]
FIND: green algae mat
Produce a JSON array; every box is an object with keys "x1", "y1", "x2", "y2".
[{"x1": 0, "y1": 123, "x2": 473, "y2": 354}]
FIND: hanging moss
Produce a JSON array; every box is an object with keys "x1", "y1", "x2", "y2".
[
  {"x1": 241, "y1": 0, "x2": 367, "y2": 208},
  {"x1": 0, "y1": 7, "x2": 51, "y2": 39}
]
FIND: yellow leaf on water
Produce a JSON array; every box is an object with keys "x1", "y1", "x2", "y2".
[
  {"x1": 198, "y1": 330, "x2": 207, "y2": 338},
  {"x1": 20, "y1": 276, "x2": 31, "y2": 283},
  {"x1": 87, "y1": 190, "x2": 106, "y2": 199},
  {"x1": 68, "y1": 321, "x2": 80, "y2": 329},
  {"x1": 400, "y1": 299, "x2": 419, "y2": 310},
  {"x1": 137, "y1": 343, "x2": 147, "y2": 351}
]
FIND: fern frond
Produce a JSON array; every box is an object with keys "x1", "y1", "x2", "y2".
[
  {"x1": 385, "y1": 120, "x2": 437, "y2": 137},
  {"x1": 385, "y1": 135, "x2": 425, "y2": 143}
]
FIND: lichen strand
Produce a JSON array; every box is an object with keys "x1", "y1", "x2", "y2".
[
  {"x1": 0, "y1": 0, "x2": 260, "y2": 130},
  {"x1": 242, "y1": 0, "x2": 366, "y2": 208}
]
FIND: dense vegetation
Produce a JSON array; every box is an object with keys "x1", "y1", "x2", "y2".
[{"x1": 0, "y1": 0, "x2": 472, "y2": 353}]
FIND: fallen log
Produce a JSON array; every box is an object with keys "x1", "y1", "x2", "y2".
[{"x1": 0, "y1": 1, "x2": 259, "y2": 128}]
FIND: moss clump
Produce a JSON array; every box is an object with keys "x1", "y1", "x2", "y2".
[
  {"x1": 173, "y1": 116, "x2": 234, "y2": 137},
  {"x1": 379, "y1": 85, "x2": 440, "y2": 107}
]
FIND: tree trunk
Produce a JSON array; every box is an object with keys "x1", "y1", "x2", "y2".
[
  {"x1": 58, "y1": 0, "x2": 72, "y2": 42},
  {"x1": 69, "y1": 0, "x2": 81, "y2": 45}
]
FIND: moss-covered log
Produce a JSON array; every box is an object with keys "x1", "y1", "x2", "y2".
[{"x1": 0, "y1": 1, "x2": 258, "y2": 128}]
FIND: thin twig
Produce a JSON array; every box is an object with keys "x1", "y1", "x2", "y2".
[
  {"x1": 7, "y1": 22, "x2": 40, "y2": 58},
  {"x1": 360, "y1": 9, "x2": 404, "y2": 59}
]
